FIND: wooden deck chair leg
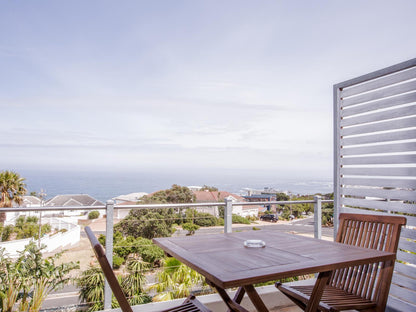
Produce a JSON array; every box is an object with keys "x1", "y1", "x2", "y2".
[{"x1": 275, "y1": 283, "x2": 307, "y2": 310}]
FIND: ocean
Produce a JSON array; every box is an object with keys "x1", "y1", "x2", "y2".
[{"x1": 18, "y1": 168, "x2": 333, "y2": 202}]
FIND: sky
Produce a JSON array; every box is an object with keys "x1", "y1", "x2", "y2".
[{"x1": 1, "y1": 1, "x2": 416, "y2": 181}]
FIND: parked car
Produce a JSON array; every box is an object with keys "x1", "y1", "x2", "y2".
[{"x1": 260, "y1": 214, "x2": 278, "y2": 222}]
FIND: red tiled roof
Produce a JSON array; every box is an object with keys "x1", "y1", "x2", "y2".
[{"x1": 192, "y1": 191, "x2": 245, "y2": 202}]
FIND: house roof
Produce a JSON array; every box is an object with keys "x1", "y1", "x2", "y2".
[
  {"x1": 22, "y1": 195, "x2": 42, "y2": 206},
  {"x1": 45, "y1": 194, "x2": 104, "y2": 207},
  {"x1": 193, "y1": 191, "x2": 246, "y2": 202},
  {"x1": 192, "y1": 191, "x2": 264, "y2": 212}
]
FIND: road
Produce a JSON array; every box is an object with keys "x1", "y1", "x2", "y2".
[
  {"x1": 42, "y1": 285, "x2": 81, "y2": 309},
  {"x1": 43, "y1": 217, "x2": 333, "y2": 309}
]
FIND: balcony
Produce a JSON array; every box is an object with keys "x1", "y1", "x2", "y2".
[{"x1": 0, "y1": 198, "x2": 331, "y2": 312}]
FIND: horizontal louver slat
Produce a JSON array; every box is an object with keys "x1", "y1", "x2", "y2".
[
  {"x1": 386, "y1": 296, "x2": 416, "y2": 312},
  {"x1": 340, "y1": 197, "x2": 415, "y2": 214},
  {"x1": 340, "y1": 104, "x2": 416, "y2": 127},
  {"x1": 341, "y1": 167, "x2": 416, "y2": 176},
  {"x1": 398, "y1": 239, "x2": 416, "y2": 253},
  {"x1": 341, "y1": 141, "x2": 416, "y2": 156},
  {"x1": 341, "y1": 129, "x2": 416, "y2": 146},
  {"x1": 341, "y1": 177, "x2": 416, "y2": 189},
  {"x1": 394, "y1": 262, "x2": 416, "y2": 278},
  {"x1": 392, "y1": 272, "x2": 416, "y2": 289},
  {"x1": 401, "y1": 228, "x2": 416, "y2": 240},
  {"x1": 341, "y1": 92, "x2": 416, "y2": 117},
  {"x1": 388, "y1": 284, "x2": 416, "y2": 308},
  {"x1": 340, "y1": 187, "x2": 415, "y2": 201},
  {"x1": 341, "y1": 80, "x2": 416, "y2": 107},
  {"x1": 397, "y1": 251, "x2": 416, "y2": 264},
  {"x1": 341, "y1": 67, "x2": 416, "y2": 98},
  {"x1": 341, "y1": 116, "x2": 416, "y2": 136},
  {"x1": 341, "y1": 154, "x2": 416, "y2": 165}
]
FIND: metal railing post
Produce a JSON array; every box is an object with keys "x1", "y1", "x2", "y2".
[
  {"x1": 314, "y1": 195, "x2": 322, "y2": 239},
  {"x1": 224, "y1": 197, "x2": 233, "y2": 233},
  {"x1": 104, "y1": 200, "x2": 114, "y2": 310}
]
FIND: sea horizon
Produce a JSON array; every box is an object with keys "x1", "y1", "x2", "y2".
[{"x1": 16, "y1": 168, "x2": 333, "y2": 202}]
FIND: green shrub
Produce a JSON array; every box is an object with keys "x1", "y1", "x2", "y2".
[
  {"x1": 88, "y1": 211, "x2": 100, "y2": 219},
  {"x1": 41, "y1": 224, "x2": 51, "y2": 236},
  {"x1": 1, "y1": 225, "x2": 14, "y2": 241},
  {"x1": 111, "y1": 235, "x2": 165, "y2": 266},
  {"x1": 114, "y1": 235, "x2": 140, "y2": 259},
  {"x1": 98, "y1": 234, "x2": 106, "y2": 246},
  {"x1": 193, "y1": 213, "x2": 217, "y2": 227},
  {"x1": 26, "y1": 216, "x2": 39, "y2": 223},
  {"x1": 139, "y1": 244, "x2": 165, "y2": 264},
  {"x1": 246, "y1": 215, "x2": 258, "y2": 222},
  {"x1": 280, "y1": 210, "x2": 292, "y2": 220},
  {"x1": 112, "y1": 255, "x2": 124, "y2": 269},
  {"x1": 232, "y1": 214, "x2": 250, "y2": 224},
  {"x1": 182, "y1": 222, "x2": 200, "y2": 235},
  {"x1": 16, "y1": 223, "x2": 38, "y2": 239},
  {"x1": 322, "y1": 207, "x2": 334, "y2": 226},
  {"x1": 15, "y1": 216, "x2": 26, "y2": 229}
]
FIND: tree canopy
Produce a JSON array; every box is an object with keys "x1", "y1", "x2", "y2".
[
  {"x1": 200, "y1": 185, "x2": 218, "y2": 191},
  {"x1": 116, "y1": 208, "x2": 176, "y2": 239},
  {"x1": 117, "y1": 185, "x2": 197, "y2": 239},
  {"x1": 140, "y1": 184, "x2": 195, "y2": 204}
]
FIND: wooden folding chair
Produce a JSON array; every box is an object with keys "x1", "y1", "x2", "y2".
[
  {"x1": 276, "y1": 213, "x2": 406, "y2": 312},
  {"x1": 85, "y1": 226, "x2": 211, "y2": 312}
]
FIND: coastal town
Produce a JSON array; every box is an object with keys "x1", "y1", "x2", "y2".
[
  {"x1": 1, "y1": 184, "x2": 334, "y2": 257},
  {"x1": 0, "y1": 173, "x2": 334, "y2": 311}
]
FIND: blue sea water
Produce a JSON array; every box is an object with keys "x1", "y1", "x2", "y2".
[{"x1": 18, "y1": 168, "x2": 333, "y2": 202}]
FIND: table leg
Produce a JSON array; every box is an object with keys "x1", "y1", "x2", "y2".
[
  {"x1": 213, "y1": 285, "x2": 251, "y2": 312},
  {"x1": 233, "y1": 287, "x2": 246, "y2": 304},
  {"x1": 243, "y1": 285, "x2": 269, "y2": 312},
  {"x1": 305, "y1": 271, "x2": 332, "y2": 312},
  {"x1": 227, "y1": 287, "x2": 246, "y2": 312},
  {"x1": 206, "y1": 280, "x2": 250, "y2": 312}
]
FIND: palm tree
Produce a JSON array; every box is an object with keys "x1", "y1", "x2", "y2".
[
  {"x1": 0, "y1": 243, "x2": 78, "y2": 312},
  {"x1": 121, "y1": 258, "x2": 151, "y2": 305},
  {"x1": 0, "y1": 170, "x2": 27, "y2": 224},
  {"x1": 77, "y1": 266, "x2": 107, "y2": 312},
  {"x1": 149, "y1": 257, "x2": 208, "y2": 301}
]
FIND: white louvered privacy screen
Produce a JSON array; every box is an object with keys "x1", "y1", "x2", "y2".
[{"x1": 333, "y1": 58, "x2": 416, "y2": 312}]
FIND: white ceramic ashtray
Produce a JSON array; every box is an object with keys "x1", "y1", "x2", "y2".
[{"x1": 244, "y1": 240, "x2": 266, "y2": 248}]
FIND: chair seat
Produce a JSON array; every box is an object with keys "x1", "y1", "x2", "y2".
[
  {"x1": 161, "y1": 295, "x2": 211, "y2": 312},
  {"x1": 276, "y1": 283, "x2": 377, "y2": 312}
]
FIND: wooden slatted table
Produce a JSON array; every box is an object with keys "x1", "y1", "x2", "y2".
[{"x1": 153, "y1": 230, "x2": 395, "y2": 312}]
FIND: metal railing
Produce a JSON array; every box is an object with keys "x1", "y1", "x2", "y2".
[{"x1": 2, "y1": 196, "x2": 333, "y2": 310}]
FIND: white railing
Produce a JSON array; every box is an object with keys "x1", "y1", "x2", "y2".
[{"x1": 0, "y1": 218, "x2": 80, "y2": 257}]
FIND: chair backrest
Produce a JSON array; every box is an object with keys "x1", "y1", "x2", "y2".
[
  {"x1": 85, "y1": 226, "x2": 133, "y2": 312},
  {"x1": 330, "y1": 213, "x2": 406, "y2": 309}
]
